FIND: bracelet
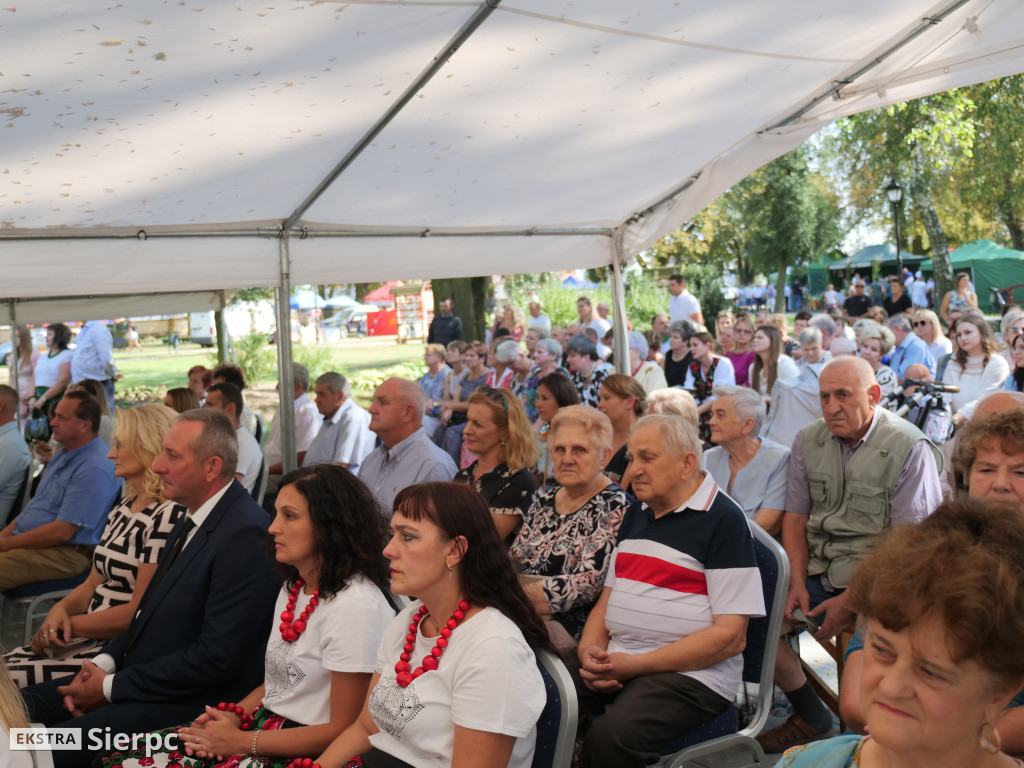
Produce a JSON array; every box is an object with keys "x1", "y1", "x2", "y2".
[{"x1": 252, "y1": 729, "x2": 261, "y2": 756}]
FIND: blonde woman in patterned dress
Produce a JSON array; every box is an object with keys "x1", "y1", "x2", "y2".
[{"x1": 5, "y1": 404, "x2": 186, "y2": 687}]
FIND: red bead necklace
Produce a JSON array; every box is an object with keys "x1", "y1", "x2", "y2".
[
  {"x1": 394, "y1": 600, "x2": 469, "y2": 688},
  {"x1": 279, "y1": 578, "x2": 319, "y2": 643}
]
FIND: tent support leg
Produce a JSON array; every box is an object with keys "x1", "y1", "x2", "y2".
[
  {"x1": 610, "y1": 233, "x2": 630, "y2": 375},
  {"x1": 8, "y1": 302, "x2": 20, "y2": 431},
  {"x1": 276, "y1": 236, "x2": 297, "y2": 475}
]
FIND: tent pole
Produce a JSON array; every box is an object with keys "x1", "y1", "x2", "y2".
[
  {"x1": 276, "y1": 236, "x2": 298, "y2": 475},
  {"x1": 8, "y1": 301, "x2": 20, "y2": 431},
  {"x1": 610, "y1": 231, "x2": 630, "y2": 375}
]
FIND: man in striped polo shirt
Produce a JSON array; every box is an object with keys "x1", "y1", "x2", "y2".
[{"x1": 575, "y1": 414, "x2": 765, "y2": 768}]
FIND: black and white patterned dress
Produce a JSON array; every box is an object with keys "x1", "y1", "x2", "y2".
[
  {"x1": 510, "y1": 484, "x2": 630, "y2": 639},
  {"x1": 5, "y1": 496, "x2": 185, "y2": 687},
  {"x1": 454, "y1": 461, "x2": 539, "y2": 543}
]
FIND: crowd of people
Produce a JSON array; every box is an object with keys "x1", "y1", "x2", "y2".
[{"x1": 3, "y1": 270, "x2": 1024, "y2": 768}]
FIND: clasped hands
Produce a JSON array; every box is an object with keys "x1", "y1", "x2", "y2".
[
  {"x1": 58, "y1": 660, "x2": 108, "y2": 717},
  {"x1": 177, "y1": 707, "x2": 248, "y2": 760},
  {"x1": 578, "y1": 645, "x2": 640, "y2": 693}
]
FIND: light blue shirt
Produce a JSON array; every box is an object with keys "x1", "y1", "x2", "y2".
[
  {"x1": 15, "y1": 435, "x2": 119, "y2": 546},
  {"x1": 703, "y1": 437, "x2": 790, "y2": 522},
  {"x1": 71, "y1": 320, "x2": 115, "y2": 382},
  {"x1": 358, "y1": 427, "x2": 457, "y2": 517},
  {"x1": 0, "y1": 421, "x2": 31, "y2": 523},
  {"x1": 302, "y1": 397, "x2": 375, "y2": 473},
  {"x1": 888, "y1": 332, "x2": 935, "y2": 380}
]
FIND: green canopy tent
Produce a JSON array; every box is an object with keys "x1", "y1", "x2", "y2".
[
  {"x1": 806, "y1": 253, "x2": 838, "y2": 298},
  {"x1": 826, "y1": 244, "x2": 928, "y2": 284},
  {"x1": 921, "y1": 240, "x2": 1024, "y2": 313}
]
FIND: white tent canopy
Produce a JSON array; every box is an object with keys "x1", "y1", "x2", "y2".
[{"x1": 5, "y1": 0, "x2": 1024, "y2": 299}]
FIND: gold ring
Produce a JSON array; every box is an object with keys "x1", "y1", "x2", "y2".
[{"x1": 47, "y1": 628, "x2": 56, "y2": 634}]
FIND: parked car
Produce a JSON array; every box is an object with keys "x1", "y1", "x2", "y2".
[{"x1": 322, "y1": 308, "x2": 369, "y2": 341}]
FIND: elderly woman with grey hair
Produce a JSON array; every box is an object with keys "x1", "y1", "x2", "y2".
[
  {"x1": 627, "y1": 330, "x2": 668, "y2": 394},
  {"x1": 520, "y1": 337, "x2": 568, "y2": 421},
  {"x1": 702, "y1": 385, "x2": 790, "y2": 535},
  {"x1": 488, "y1": 338, "x2": 528, "y2": 389},
  {"x1": 858, "y1": 322, "x2": 898, "y2": 397}
]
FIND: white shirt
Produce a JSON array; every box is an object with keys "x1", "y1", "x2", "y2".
[
  {"x1": 264, "y1": 393, "x2": 320, "y2": 467},
  {"x1": 527, "y1": 313, "x2": 551, "y2": 332},
  {"x1": 670, "y1": 289, "x2": 702, "y2": 323},
  {"x1": 236, "y1": 426, "x2": 263, "y2": 492}
]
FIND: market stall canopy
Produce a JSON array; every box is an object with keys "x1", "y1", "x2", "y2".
[
  {"x1": 921, "y1": 239, "x2": 1024, "y2": 311},
  {"x1": 4, "y1": 0, "x2": 1024, "y2": 311},
  {"x1": 828, "y1": 244, "x2": 927, "y2": 271}
]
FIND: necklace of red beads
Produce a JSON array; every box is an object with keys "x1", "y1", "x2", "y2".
[
  {"x1": 280, "y1": 578, "x2": 319, "y2": 643},
  {"x1": 395, "y1": 600, "x2": 470, "y2": 687}
]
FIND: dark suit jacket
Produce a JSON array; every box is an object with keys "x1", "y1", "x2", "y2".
[{"x1": 101, "y1": 479, "x2": 278, "y2": 706}]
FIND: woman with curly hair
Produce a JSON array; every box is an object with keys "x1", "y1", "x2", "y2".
[{"x1": 101, "y1": 465, "x2": 393, "y2": 768}]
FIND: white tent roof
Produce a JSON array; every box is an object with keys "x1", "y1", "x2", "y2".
[{"x1": 4, "y1": 0, "x2": 1024, "y2": 308}]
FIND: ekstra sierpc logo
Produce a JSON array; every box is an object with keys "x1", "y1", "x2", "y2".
[{"x1": 10, "y1": 727, "x2": 81, "y2": 750}]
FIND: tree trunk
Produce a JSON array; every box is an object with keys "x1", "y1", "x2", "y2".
[
  {"x1": 1003, "y1": 211, "x2": 1024, "y2": 252},
  {"x1": 910, "y1": 146, "x2": 953, "y2": 301},
  {"x1": 431, "y1": 277, "x2": 490, "y2": 341},
  {"x1": 775, "y1": 262, "x2": 788, "y2": 313}
]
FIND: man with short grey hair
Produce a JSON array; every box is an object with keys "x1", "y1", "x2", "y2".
[
  {"x1": 886, "y1": 314, "x2": 935, "y2": 381},
  {"x1": 264, "y1": 363, "x2": 320, "y2": 476},
  {"x1": 807, "y1": 315, "x2": 836, "y2": 362},
  {"x1": 359, "y1": 377, "x2": 457, "y2": 515},
  {"x1": 302, "y1": 371, "x2": 374, "y2": 473}
]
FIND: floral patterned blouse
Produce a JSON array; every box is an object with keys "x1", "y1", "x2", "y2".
[{"x1": 511, "y1": 483, "x2": 631, "y2": 639}]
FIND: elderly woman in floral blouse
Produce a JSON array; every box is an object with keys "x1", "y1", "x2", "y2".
[{"x1": 511, "y1": 405, "x2": 631, "y2": 645}]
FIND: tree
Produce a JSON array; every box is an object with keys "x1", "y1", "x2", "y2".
[
  {"x1": 743, "y1": 147, "x2": 842, "y2": 311},
  {"x1": 430, "y1": 277, "x2": 490, "y2": 341}
]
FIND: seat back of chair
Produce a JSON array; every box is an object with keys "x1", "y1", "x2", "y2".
[
  {"x1": 252, "y1": 453, "x2": 269, "y2": 505},
  {"x1": 532, "y1": 649, "x2": 578, "y2": 768},
  {"x1": 7, "y1": 461, "x2": 34, "y2": 526}
]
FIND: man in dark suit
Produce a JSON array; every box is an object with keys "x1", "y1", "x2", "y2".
[{"x1": 22, "y1": 408, "x2": 278, "y2": 768}]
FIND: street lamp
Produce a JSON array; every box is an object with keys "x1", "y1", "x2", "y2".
[{"x1": 886, "y1": 179, "x2": 903, "y2": 277}]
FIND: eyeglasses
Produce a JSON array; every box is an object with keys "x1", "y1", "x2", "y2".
[
  {"x1": 734, "y1": 328, "x2": 752, "y2": 335},
  {"x1": 913, "y1": 321, "x2": 929, "y2": 327}
]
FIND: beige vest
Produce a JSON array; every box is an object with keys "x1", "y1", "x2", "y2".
[{"x1": 801, "y1": 407, "x2": 937, "y2": 588}]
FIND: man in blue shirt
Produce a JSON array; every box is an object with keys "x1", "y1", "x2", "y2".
[
  {"x1": 0, "y1": 390, "x2": 119, "y2": 589},
  {"x1": 71, "y1": 320, "x2": 117, "y2": 411},
  {"x1": 886, "y1": 314, "x2": 935, "y2": 382}
]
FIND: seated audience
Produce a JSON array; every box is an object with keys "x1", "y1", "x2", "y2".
[
  {"x1": 454, "y1": 387, "x2": 539, "y2": 542},
  {"x1": 359, "y1": 378, "x2": 458, "y2": 516},
  {"x1": 69, "y1": 379, "x2": 117, "y2": 448},
  {"x1": 857, "y1": 322, "x2": 898, "y2": 397},
  {"x1": 645, "y1": 387, "x2": 699, "y2": 426},
  {"x1": 521, "y1": 337, "x2": 567, "y2": 422},
  {"x1": 102, "y1": 465, "x2": 394, "y2": 768},
  {"x1": 575, "y1": 415, "x2": 764, "y2": 768},
  {"x1": 313, "y1": 482, "x2": 549, "y2": 768},
  {"x1": 627, "y1": 332, "x2": 668, "y2": 394},
  {"x1": 796, "y1": 327, "x2": 825, "y2": 367},
  {"x1": 683, "y1": 331, "x2": 736, "y2": 444},
  {"x1": 1006, "y1": 334, "x2": 1024, "y2": 393},
  {"x1": 512, "y1": 405, "x2": 630, "y2": 645},
  {"x1": 942, "y1": 315, "x2": 1011, "y2": 426},
  {"x1": 828, "y1": 335, "x2": 858, "y2": 357},
  {"x1": 912, "y1": 308, "x2": 952, "y2": 365},
  {"x1": 0, "y1": 391, "x2": 120, "y2": 591},
  {"x1": 533, "y1": 372, "x2": 580, "y2": 485},
  {"x1": 204, "y1": 382, "x2": 263, "y2": 493},
  {"x1": 793, "y1": 311, "x2": 812, "y2": 336},
  {"x1": 439, "y1": 341, "x2": 492, "y2": 463},
  {"x1": 785, "y1": 499, "x2": 1024, "y2": 768},
  {"x1": 263, "y1": 363, "x2": 320, "y2": 476},
  {"x1": 524, "y1": 325, "x2": 548, "y2": 356},
  {"x1": 749, "y1": 325, "x2": 799, "y2": 404},
  {"x1": 489, "y1": 339, "x2": 525, "y2": 389},
  {"x1": 163, "y1": 387, "x2": 199, "y2": 414},
  {"x1": 769, "y1": 313, "x2": 799, "y2": 357},
  {"x1": 886, "y1": 313, "x2": 935, "y2": 380},
  {"x1": 211, "y1": 362, "x2": 259, "y2": 437},
  {"x1": 999, "y1": 309, "x2": 1024, "y2": 367},
  {"x1": 597, "y1": 374, "x2": 646, "y2": 486},
  {"x1": 21, "y1": 409, "x2": 279, "y2": 768},
  {"x1": 303, "y1": 372, "x2": 374, "y2": 474},
  {"x1": 186, "y1": 365, "x2": 212, "y2": 407},
  {"x1": 5, "y1": 405, "x2": 185, "y2": 688},
  {"x1": 662, "y1": 320, "x2": 695, "y2": 387},
  {"x1": 0, "y1": 386, "x2": 31, "y2": 525},
  {"x1": 566, "y1": 335, "x2": 613, "y2": 408},
  {"x1": 724, "y1": 314, "x2": 756, "y2": 387},
  {"x1": 704, "y1": 385, "x2": 789, "y2": 535},
  {"x1": 419, "y1": 344, "x2": 451, "y2": 444}
]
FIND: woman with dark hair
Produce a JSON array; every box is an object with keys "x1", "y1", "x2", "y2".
[
  {"x1": 683, "y1": 331, "x2": 735, "y2": 444},
  {"x1": 783, "y1": 499, "x2": 1024, "y2": 768},
  {"x1": 104, "y1": 465, "x2": 393, "y2": 768},
  {"x1": 597, "y1": 373, "x2": 646, "y2": 485},
  {"x1": 439, "y1": 341, "x2": 493, "y2": 465},
  {"x1": 749, "y1": 325, "x2": 799, "y2": 402},
  {"x1": 723, "y1": 313, "x2": 756, "y2": 387},
  {"x1": 164, "y1": 386, "x2": 201, "y2": 414},
  {"x1": 941, "y1": 315, "x2": 1010, "y2": 428},
  {"x1": 26, "y1": 323, "x2": 73, "y2": 437},
  {"x1": 187, "y1": 365, "x2": 213, "y2": 407},
  {"x1": 1005, "y1": 334, "x2": 1024, "y2": 393},
  {"x1": 315, "y1": 482, "x2": 549, "y2": 768},
  {"x1": 533, "y1": 371, "x2": 580, "y2": 485},
  {"x1": 455, "y1": 387, "x2": 539, "y2": 541}
]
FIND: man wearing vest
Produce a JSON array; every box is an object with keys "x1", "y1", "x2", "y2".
[{"x1": 756, "y1": 357, "x2": 942, "y2": 754}]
